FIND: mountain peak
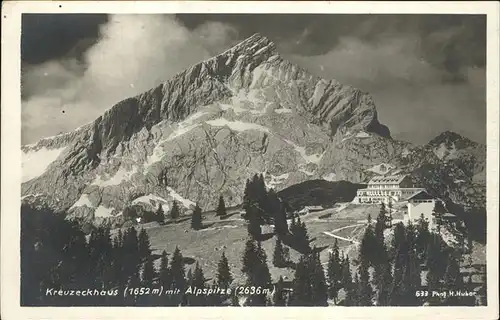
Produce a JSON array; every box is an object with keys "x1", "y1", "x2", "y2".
[
  {"x1": 427, "y1": 130, "x2": 477, "y2": 149},
  {"x1": 218, "y1": 33, "x2": 278, "y2": 59}
]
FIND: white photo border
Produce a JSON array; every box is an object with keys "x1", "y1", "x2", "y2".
[{"x1": 1, "y1": 1, "x2": 499, "y2": 319}]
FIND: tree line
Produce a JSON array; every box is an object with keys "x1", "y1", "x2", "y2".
[{"x1": 21, "y1": 174, "x2": 485, "y2": 307}]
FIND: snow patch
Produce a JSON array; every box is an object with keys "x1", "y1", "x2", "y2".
[
  {"x1": 274, "y1": 108, "x2": 293, "y2": 114},
  {"x1": 94, "y1": 205, "x2": 115, "y2": 218},
  {"x1": 206, "y1": 118, "x2": 270, "y2": 133},
  {"x1": 132, "y1": 194, "x2": 170, "y2": 209},
  {"x1": 92, "y1": 165, "x2": 139, "y2": 187},
  {"x1": 166, "y1": 187, "x2": 195, "y2": 208},
  {"x1": 264, "y1": 172, "x2": 290, "y2": 189},
  {"x1": 298, "y1": 165, "x2": 315, "y2": 176},
  {"x1": 433, "y1": 142, "x2": 457, "y2": 160},
  {"x1": 21, "y1": 193, "x2": 44, "y2": 202},
  {"x1": 366, "y1": 163, "x2": 394, "y2": 175},
  {"x1": 401, "y1": 148, "x2": 411, "y2": 157},
  {"x1": 322, "y1": 173, "x2": 337, "y2": 181},
  {"x1": 70, "y1": 194, "x2": 95, "y2": 210},
  {"x1": 284, "y1": 139, "x2": 324, "y2": 164},
  {"x1": 22, "y1": 147, "x2": 66, "y2": 182},
  {"x1": 355, "y1": 131, "x2": 371, "y2": 138}
]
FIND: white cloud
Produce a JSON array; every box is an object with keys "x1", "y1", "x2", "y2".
[{"x1": 21, "y1": 15, "x2": 238, "y2": 144}]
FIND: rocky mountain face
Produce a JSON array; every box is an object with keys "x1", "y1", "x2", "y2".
[{"x1": 21, "y1": 34, "x2": 486, "y2": 227}]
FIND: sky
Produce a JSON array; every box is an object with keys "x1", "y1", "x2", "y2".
[{"x1": 21, "y1": 14, "x2": 486, "y2": 145}]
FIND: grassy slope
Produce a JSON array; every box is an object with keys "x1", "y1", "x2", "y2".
[{"x1": 129, "y1": 203, "x2": 377, "y2": 285}]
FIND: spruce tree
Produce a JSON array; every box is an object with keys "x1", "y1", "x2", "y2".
[
  {"x1": 190, "y1": 262, "x2": 207, "y2": 306},
  {"x1": 310, "y1": 251, "x2": 328, "y2": 306},
  {"x1": 158, "y1": 250, "x2": 171, "y2": 288},
  {"x1": 273, "y1": 276, "x2": 287, "y2": 306},
  {"x1": 241, "y1": 239, "x2": 258, "y2": 275},
  {"x1": 272, "y1": 238, "x2": 286, "y2": 267},
  {"x1": 290, "y1": 214, "x2": 297, "y2": 234},
  {"x1": 137, "y1": 228, "x2": 151, "y2": 262},
  {"x1": 291, "y1": 255, "x2": 311, "y2": 306},
  {"x1": 341, "y1": 256, "x2": 355, "y2": 306},
  {"x1": 401, "y1": 250, "x2": 421, "y2": 306},
  {"x1": 216, "y1": 195, "x2": 227, "y2": 218},
  {"x1": 352, "y1": 272, "x2": 360, "y2": 306},
  {"x1": 268, "y1": 189, "x2": 288, "y2": 236},
  {"x1": 415, "y1": 214, "x2": 430, "y2": 261},
  {"x1": 432, "y1": 201, "x2": 446, "y2": 233},
  {"x1": 169, "y1": 246, "x2": 186, "y2": 306},
  {"x1": 246, "y1": 242, "x2": 271, "y2": 306},
  {"x1": 375, "y1": 203, "x2": 387, "y2": 241},
  {"x1": 138, "y1": 255, "x2": 157, "y2": 306},
  {"x1": 122, "y1": 227, "x2": 140, "y2": 280},
  {"x1": 216, "y1": 251, "x2": 233, "y2": 288},
  {"x1": 170, "y1": 200, "x2": 180, "y2": 220},
  {"x1": 247, "y1": 217, "x2": 261, "y2": 239},
  {"x1": 142, "y1": 255, "x2": 156, "y2": 285},
  {"x1": 359, "y1": 216, "x2": 378, "y2": 266},
  {"x1": 390, "y1": 222, "x2": 407, "y2": 262},
  {"x1": 327, "y1": 240, "x2": 343, "y2": 304},
  {"x1": 231, "y1": 293, "x2": 240, "y2": 306},
  {"x1": 373, "y1": 259, "x2": 393, "y2": 306},
  {"x1": 443, "y1": 253, "x2": 463, "y2": 305},
  {"x1": 156, "y1": 204, "x2": 165, "y2": 223},
  {"x1": 357, "y1": 259, "x2": 373, "y2": 306},
  {"x1": 191, "y1": 203, "x2": 203, "y2": 230}
]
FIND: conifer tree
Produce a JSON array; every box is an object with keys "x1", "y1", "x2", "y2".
[
  {"x1": 138, "y1": 255, "x2": 157, "y2": 306},
  {"x1": 327, "y1": 240, "x2": 343, "y2": 304},
  {"x1": 231, "y1": 293, "x2": 240, "y2": 306},
  {"x1": 432, "y1": 200, "x2": 446, "y2": 233},
  {"x1": 170, "y1": 200, "x2": 180, "y2": 220},
  {"x1": 169, "y1": 246, "x2": 186, "y2": 306},
  {"x1": 122, "y1": 227, "x2": 140, "y2": 280},
  {"x1": 272, "y1": 238, "x2": 286, "y2": 267},
  {"x1": 155, "y1": 204, "x2": 165, "y2": 223},
  {"x1": 373, "y1": 259, "x2": 393, "y2": 306},
  {"x1": 401, "y1": 250, "x2": 421, "y2": 306},
  {"x1": 375, "y1": 203, "x2": 387, "y2": 241},
  {"x1": 241, "y1": 239, "x2": 258, "y2": 275},
  {"x1": 158, "y1": 250, "x2": 171, "y2": 288},
  {"x1": 359, "y1": 216, "x2": 378, "y2": 266},
  {"x1": 352, "y1": 272, "x2": 360, "y2": 306},
  {"x1": 189, "y1": 262, "x2": 207, "y2": 306},
  {"x1": 357, "y1": 259, "x2": 373, "y2": 306},
  {"x1": 291, "y1": 255, "x2": 311, "y2": 306},
  {"x1": 273, "y1": 276, "x2": 287, "y2": 306},
  {"x1": 216, "y1": 251, "x2": 233, "y2": 288},
  {"x1": 268, "y1": 189, "x2": 288, "y2": 236},
  {"x1": 216, "y1": 195, "x2": 227, "y2": 218},
  {"x1": 191, "y1": 203, "x2": 203, "y2": 230},
  {"x1": 247, "y1": 217, "x2": 262, "y2": 239},
  {"x1": 341, "y1": 256, "x2": 356, "y2": 306},
  {"x1": 290, "y1": 214, "x2": 297, "y2": 234},
  {"x1": 142, "y1": 255, "x2": 156, "y2": 285},
  {"x1": 245, "y1": 242, "x2": 271, "y2": 306},
  {"x1": 311, "y1": 250, "x2": 328, "y2": 306},
  {"x1": 137, "y1": 228, "x2": 151, "y2": 262},
  {"x1": 415, "y1": 214, "x2": 430, "y2": 261},
  {"x1": 443, "y1": 253, "x2": 463, "y2": 305},
  {"x1": 390, "y1": 222, "x2": 407, "y2": 262},
  {"x1": 255, "y1": 241, "x2": 272, "y2": 286}
]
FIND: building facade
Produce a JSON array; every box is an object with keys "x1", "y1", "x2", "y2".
[
  {"x1": 352, "y1": 174, "x2": 424, "y2": 204},
  {"x1": 405, "y1": 190, "x2": 438, "y2": 229}
]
